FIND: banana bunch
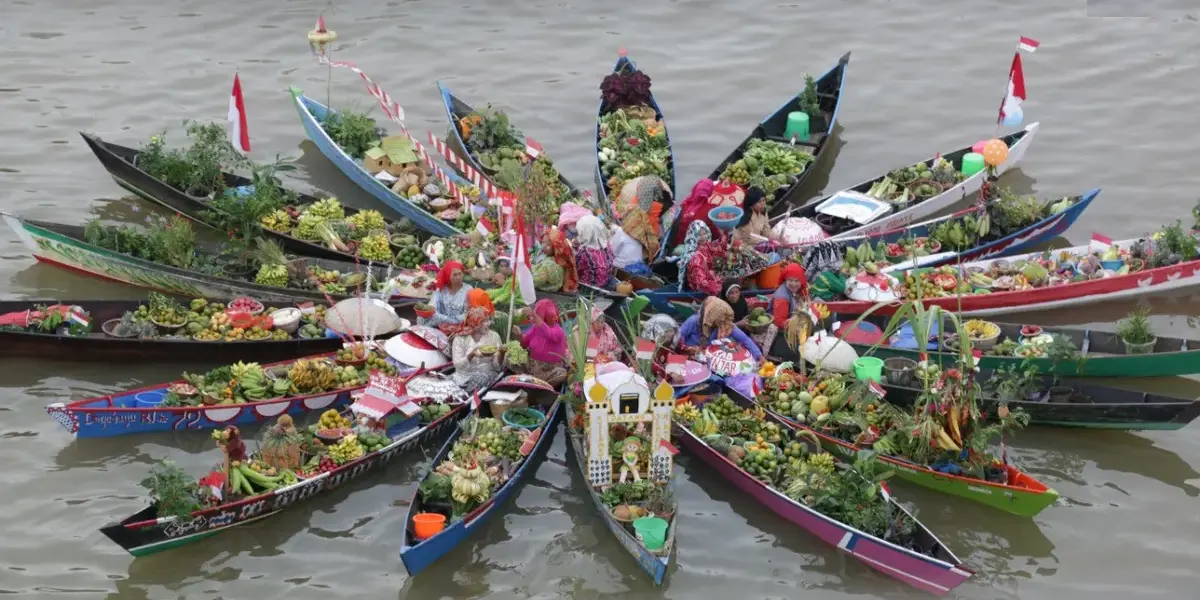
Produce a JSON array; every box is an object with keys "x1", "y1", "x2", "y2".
[
  {"x1": 234, "y1": 363, "x2": 268, "y2": 400},
  {"x1": 329, "y1": 434, "x2": 365, "y2": 464},
  {"x1": 294, "y1": 211, "x2": 326, "y2": 241},
  {"x1": 843, "y1": 241, "x2": 878, "y2": 269},
  {"x1": 255, "y1": 264, "x2": 288, "y2": 287},
  {"x1": 346, "y1": 209, "x2": 386, "y2": 237},
  {"x1": 691, "y1": 408, "x2": 720, "y2": 436},
  {"x1": 673, "y1": 402, "x2": 701, "y2": 424},
  {"x1": 289, "y1": 359, "x2": 336, "y2": 393},
  {"x1": 967, "y1": 271, "x2": 994, "y2": 288},
  {"x1": 231, "y1": 361, "x2": 263, "y2": 381},
  {"x1": 260, "y1": 209, "x2": 292, "y2": 232},
  {"x1": 307, "y1": 197, "x2": 345, "y2": 220}
]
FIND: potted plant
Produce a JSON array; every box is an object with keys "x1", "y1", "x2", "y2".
[
  {"x1": 1043, "y1": 334, "x2": 1085, "y2": 402},
  {"x1": 797, "y1": 74, "x2": 825, "y2": 132},
  {"x1": 643, "y1": 483, "x2": 676, "y2": 521},
  {"x1": 985, "y1": 361, "x2": 1040, "y2": 402},
  {"x1": 1116, "y1": 306, "x2": 1156, "y2": 355},
  {"x1": 139, "y1": 459, "x2": 202, "y2": 521}
]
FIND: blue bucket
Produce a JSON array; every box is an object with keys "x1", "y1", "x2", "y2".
[
  {"x1": 708, "y1": 206, "x2": 743, "y2": 232},
  {"x1": 134, "y1": 389, "x2": 168, "y2": 408}
]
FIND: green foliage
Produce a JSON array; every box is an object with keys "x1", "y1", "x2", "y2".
[
  {"x1": 321, "y1": 108, "x2": 382, "y2": 159},
  {"x1": 140, "y1": 460, "x2": 202, "y2": 522},
  {"x1": 83, "y1": 214, "x2": 197, "y2": 269}
]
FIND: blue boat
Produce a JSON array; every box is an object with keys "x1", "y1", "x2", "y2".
[
  {"x1": 640, "y1": 188, "x2": 1099, "y2": 317},
  {"x1": 593, "y1": 53, "x2": 678, "y2": 217},
  {"x1": 399, "y1": 375, "x2": 563, "y2": 576},
  {"x1": 658, "y1": 52, "x2": 851, "y2": 259},
  {"x1": 45, "y1": 354, "x2": 429, "y2": 438},
  {"x1": 289, "y1": 87, "x2": 466, "y2": 238}
]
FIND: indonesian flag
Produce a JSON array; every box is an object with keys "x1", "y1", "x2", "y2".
[
  {"x1": 1090, "y1": 232, "x2": 1113, "y2": 253},
  {"x1": 199, "y1": 471, "x2": 226, "y2": 501},
  {"x1": 228, "y1": 74, "x2": 250, "y2": 154},
  {"x1": 635, "y1": 339, "x2": 655, "y2": 360},
  {"x1": 511, "y1": 209, "x2": 537, "y2": 305},
  {"x1": 998, "y1": 38, "x2": 1038, "y2": 125},
  {"x1": 470, "y1": 391, "x2": 481, "y2": 412},
  {"x1": 880, "y1": 481, "x2": 892, "y2": 502},
  {"x1": 476, "y1": 216, "x2": 497, "y2": 238},
  {"x1": 1017, "y1": 36, "x2": 1040, "y2": 53},
  {"x1": 525, "y1": 137, "x2": 543, "y2": 159},
  {"x1": 586, "y1": 336, "x2": 600, "y2": 358},
  {"x1": 867, "y1": 380, "x2": 887, "y2": 399},
  {"x1": 66, "y1": 310, "x2": 89, "y2": 328}
]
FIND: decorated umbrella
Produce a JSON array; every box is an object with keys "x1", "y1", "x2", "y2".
[{"x1": 324, "y1": 297, "x2": 409, "y2": 338}]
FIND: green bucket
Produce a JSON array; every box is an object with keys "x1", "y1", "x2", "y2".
[
  {"x1": 961, "y1": 152, "x2": 985, "y2": 177},
  {"x1": 852, "y1": 356, "x2": 884, "y2": 383},
  {"x1": 783, "y1": 112, "x2": 810, "y2": 141},
  {"x1": 632, "y1": 516, "x2": 668, "y2": 551}
]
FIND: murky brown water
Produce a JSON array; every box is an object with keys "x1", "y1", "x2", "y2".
[{"x1": 3, "y1": 1, "x2": 1200, "y2": 598}]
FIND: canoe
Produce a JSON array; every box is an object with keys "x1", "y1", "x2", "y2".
[
  {"x1": 823, "y1": 235, "x2": 1200, "y2": 317},
  {"x1": 563, "y1": 402, "x2": 675, "y2": 585},
  {"x1": 437, "y1": 82, "x2": 595, "y2": 211},
  {"x1": 399, "y1": 376, "x2": 562, "y2": 576},
  {"x1": 593, "y1": 53, "x2": 677, "y2": 213},
  {"x1": 798, "y1": 316, "x2": 1200, "y2": 379},
  {"x1": 46, "y1": 352, "x2": 428, "y2": 438},
  {"x1": 658, "y1": 52, "x2": 850, "y2": 254},
  {"x1": 678, "y1": 385, "x2": 972, "y2": 595},
  {"x1": 0, "y1": 299, "x2": 348, "y2": 362},
  {"x1": 739, "y1": 387, "x2": 1060, "y2": 517},
  {"x1": 3, "y1": 212, "x2": 428, "y2": 305},
  {"x1": 99, "y1": 390, "x2": 468, "y2": 557},
  {"x1": 289, "y1": 87, "x2": 467, "y2": 238},
  {"x1": 768, "y1": 123, "x2": 1040, "y2": 236},
  {"x1": 880, "y1": 367, "x2": 1200, "y2": 430},
  {"x1": 637, "y1": 189, "x2": 1097, "y2": 316},
  {"x1": 79, "y1": 132, "x2": 417, "y2": 264}
]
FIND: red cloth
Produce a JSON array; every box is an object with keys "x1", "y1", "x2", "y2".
[
  {"x1": 685, "y1": 244, "x2": 723, "y2": 296},
  {"x1": 673, "y1": 180, "x2": 716, "y2": 246},
  {"x1": 533, "y1": 299, "x2": 560, "y2": 326},
  {"x1": 435, "y1": 261, "x2": 465, "y2": 291},
  {"x1": 772, "y1": 297, "x2": 792, "y2": 329}
]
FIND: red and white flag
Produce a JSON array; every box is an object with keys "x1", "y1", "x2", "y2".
[
  {"x1": 1090, "y1": 232, "x2": 1113, "y2": 253},
  {"x1": 228, "y1": 74, "x2": 250, "y2": 154},
  {"x1": 998, "y1": 37, "x2": 1038, "y2": 125},
  {"x1": 1017, "y1": 36, "x2": 1040, "y2": 53},
  {"x1": 635, "y1": 339, "x2": 655, "y2": 360},
  {"x1": 880, "y1": 481, "x2": 892, "y2": 502},
  {"x1": 475, "y1": 216, "x2": 497, "y2": 238},
  {"x1": 525, "y1": 138, "x2": 543, "y2": 159},
  {"x1": 470, "y1": 391, "x2": 481, "y2": 412},
  {"x1": 511, "y1": 209, "x2": 537, "y2": 305},
  {"x1": 586, "y1": 336, "x2": 600, "y2": 359}
]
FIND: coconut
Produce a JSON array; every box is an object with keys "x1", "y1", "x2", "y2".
[{"x1": 613, "y1": 505, "x2": 632, "y2": 521}]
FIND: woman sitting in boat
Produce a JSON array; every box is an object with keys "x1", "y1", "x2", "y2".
[
  {"x1": 772, "y1": 263, "x2": 809, "y2": 328},
  {"x1": 732, "y1": 189, "x2": 779, "y2": 248},
  {"x1": 509, "y1": 299, "x2": 568, "y2": 386},
  {"x1": 586, "y1": 305, "x2": 623, "y2": 364},
  {"x1": 676, "y1": 221, "x2": 723, "y2": 295},
  {"x1": 616, "y1": 175, "x2": 670, "y2": 237},
  {"x1": 535, "y1": 227, "x2": 578, "y2": 293},
  {"x1": 723, "y1": 279, "x2": 779, "y2": 353},
  {"x1": 609, "y1": 206, "x2": 660, "y2": 277},
  {"x1": 676, "y1": 297, "x2": 763, "y2": 362},
  {"x1": 428, "y1": 261, "x2": 473, "y2": 328},
  {"x1": 671, "y1": 180, "x2": 716, "y2": 247},
  {"x1": 558, "y1": 202, "x2": 592, "y2": 240},
  {"x1": 574, "y1": 215, "x2": 615, "y2": 288},
  {"x1": 448, "y1": 305, "x2": 504, "y2": 393}
]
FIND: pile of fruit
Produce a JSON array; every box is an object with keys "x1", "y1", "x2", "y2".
[
  {"x1": 336, "y1": 344, "x2": 369, "y2": 363},
  {"x1": 229, "y1": 297, "x2": 264, "y2": 314},
  {"x1": 420, "y1": 402, "x2": 453, "y2": 423},
  {"x1": 357, "y1": 431, "x2": 391, "y2": 453},
  {"x1": 964, "y1": 319, "x2": 1001, "y2": 343},
  {"x1": 503, "y1": 340, "x2": 529, "y2": 366},
  {"x1": 346, "y1": 209, "x2": 386, "y2": 237},
  {"x1": 225, "y1": 456, "x2": 300, "y2": 494},
  {"x1": 334, "y1": 364, "x2": 364, "y2": 387},
  {"x1": 756, "y1": 369, "x2": 849, "y2": 426},
  {"x1": 745, "y1": 306, "x2": 772, "y2": 328},
  {"x1": 597, "y1": 108, "x2": 672, "y2": 197},
  {"x1": 142, "y1": 293, "x2": 188, "y2": 328},
  {"x1": 900, "y1": 266, "x2": 973, "y2": 298},
  {"x1": 181, "y1": 360, "x2": 286, "y2": 404},
  {"x1": 298, "y1": 455, "x2": 338, "y2": 478},
  {"x1": 393, "y1": 238, "x2": 427, "y2": 269},
  {"x1": 357, "y1": 232, "x2": 393, "y2": 262},
  {"x1": 718, "y1": 139, "x2": 815, "y2": 204},
  {"x1": 327, "y1": 433, "x2": 366, "y2": 464},
  {"x1": 316, "y1": 409, "x2": 352, "y2": 436}
]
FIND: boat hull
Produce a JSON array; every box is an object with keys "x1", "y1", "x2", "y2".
[
  {"x1": 562, "y1": 404, "x2": 672, "y2": 585},
  {"x1": 100, "y1": 406, "x2": 466, "y2": 556},
  {"x1": 676, "y1": 425, "x2": 971, "y2": 595},
  {"x1": 854, "y1": 344, "x2": 1200, "y2": 379},
  {"x1": 399, "y1": 400, "x2": 563, "y2": 576},
  {"x1": 289, "y1": 88, "x2": 463, "y2": 237}
]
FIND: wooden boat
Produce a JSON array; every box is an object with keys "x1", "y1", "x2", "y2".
[
  {"x1": 823, "y1": 235, "x2": 1200, "y2": 317},
  {"x1": 739, "y1": 387, "x2": 1060, "y2": 517},
  {"x1": 438, "y1": 82, "x2": 596, "y2": 212},
  {"x1": 796, "y1": 314, "x2": 1200, "y2": 379},
  {"x1": 399, "y1": 376, "x2": 562, "y2": 576},
  {"x1": 879, "y1": 367, "x2": 1200, "y2": 430},
  {"x1": 2, "y1": 212, "x2": 432, "y2": 305},
  {"x1": 289, "y1": 87, "x2": 467, "y2": 237},
  {"x1": 593, "y1": 53, "x2": 678, "y2": 212},
  {"x1": 768, "y1": 123, "x2": 1040, "y2": 237},
  {"x1": 0, "y1": 299, "x2": 349, "y2": 362},
  {"x1": 563, "y1": 401, "x2": 675, "y2": 585},
  {"x1": 79, "y1": 132, "x2": 421, "y2": 264},
  {"x1": 46, "y1": 352, "x2": 432, "y2": 438},
  {"x1": 677, "y1": 385, "x2": 972, "y2": 595},
  {"x1": 639, "y1": 189, "x2": 1098, "y2": 316},
  {"x1": 658, "y1": 52, "x2": 850, "y2": 254},
  {"x1": 99, "y1": 374, "x2": 469, "y2": 557}
]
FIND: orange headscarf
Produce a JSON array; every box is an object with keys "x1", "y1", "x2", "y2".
[
  {"x1": 545, "y1": 228, "x2": 579, "y2": 293},
  {"x1": 467, "y1": 288, "x2": 494, "y2": 316}
]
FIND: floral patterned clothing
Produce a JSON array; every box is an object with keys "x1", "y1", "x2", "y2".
[{"x1": 576, "y1": 246, "x2": 614, "y2": 288}]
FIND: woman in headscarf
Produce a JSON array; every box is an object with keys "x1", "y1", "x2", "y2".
[
  {"x1": 610, "y1": 206, "x2": 660, "y2": 276},
  {"x1": 558, "y1": 202, "x2": 592, "y2": 239},
  {"x1": 772, "y1": 263, "x2": 809, "y2": 328},
  {"x1": 538, "y1": 227, "x2": 578, "y2": 293},
  {"x1": 676, "y1": 297, "x2": 762, "y2": 361},
  {"x1": 574, "y1": 215, "x2": 615, "y2": 288},
  {"x1": 671, "y1": 180, "x2": 716, "y2": 246},
  {"x1": 427, "y1": 261, "x2": 472, "y2": 328},
  {"x1": 510, "y1": 299, "x2": 568, "y2": 387},
  {"x1": 725, "y1": 278, "x2": 779, "y2": 354},
  {"x1": 616, "y1": 175, "x2": 670, "y2": 236},
  {"x1": 732, "y1": 188, "x2": 778, "y2": 247},
  {"x1": 448, "y1": 306, "x2": 504, "y2": 393},
  {"x1": 676, "y1": 221, "x2": 722, "y2": 296},
  {"x1": 585, "y1": 305, "x2": 623, "y2": 364}
]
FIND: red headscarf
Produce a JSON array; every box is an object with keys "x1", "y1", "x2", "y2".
[
  {"x1": 467, "y1": 288, "x2": 494, "y2": 316},
  {"x1": 533, "y1": 299, "x2": 560, "y2": 326},
  {"x1": 782, "y1": 263, "x2": 808, "y2": 294},
  {"x1": 544, "y1": 228, "x2": 579, "y2": 294},
  {"x1": 435, "y1": 261, "x2": 465, "y2": 291},
  {"x1": 673, "y1": 180, "x2": 716, "y2": 246}
]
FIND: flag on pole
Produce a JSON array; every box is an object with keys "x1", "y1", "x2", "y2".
[
  {"x1": 66, "y1": 310, "x2": 89, "y2": 329},
  {"x1": 635, "y1": 339, "x2": 655, "y2": 360},
  {"x1": 470, "y1": 391, "x2": 481, "y2": 412},
  {"x1": 475, "y1": 216, "x2": 497, "y2": 238},
  {"x1": 880, "y1": 481, "x2": 892, "y2": 502},
  {"x1": 525, "y1": 138, "x2": 543, "y2": 159},
  {"x1": 228, "y1": 74, "x2": 250, "y2": 154},
  {"x1": 586, "y1": 336, "x2": 600, "y2": 359},
  {"x1": 1017, "y1": 36, "x2": 1040, "y2": 53},
  {"x1": 998, "y1": 37, "x2": 1037, "y2": 125},
  {"x1": 1089, "y1": 232, "x2": 1113, "y2": 253},
  {"x1": 511, "y1": 209, "x2": 537, "y2": 305}
]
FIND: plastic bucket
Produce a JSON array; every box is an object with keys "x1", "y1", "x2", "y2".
[
  {"x1": 633, "y1": 516, "x2": 668, "y2": 551},
  {"x1": 852, "y1": 357, "x2": 884, "y2": 383},
  {"x1": 134, "y1": 389, "x2": 168, "y2": 408},
  {"x1": 757, "y1": 263, "x2": 783, "y2": 289},
  {"x1": 961, "y1": 152, "x2": 985, "y2": 177},
  {"x1": 783, "y1": 111, "x2": 810, "y2": 141},
  {"x1": 412, "y1": 512, "x2": 446, "y2": 540}
]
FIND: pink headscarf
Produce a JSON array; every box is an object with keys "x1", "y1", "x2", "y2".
[
  {"x1": 557, "y1": 202, "x2": 592, "y2": 230},
  {"x1": 533, "y1": 299, "x2": 561, "y2": 326},
  {"x1": 673, "y1": 180, "x2": 717, "y2": 246}
]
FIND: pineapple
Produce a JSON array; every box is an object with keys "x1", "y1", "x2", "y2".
[{"x1": 261, "y1": 414, "x2": 304, "y2": 470}]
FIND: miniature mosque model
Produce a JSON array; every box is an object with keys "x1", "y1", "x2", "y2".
[{"x1": 583, "y1": 363, "x2": 676, "y2": 488}]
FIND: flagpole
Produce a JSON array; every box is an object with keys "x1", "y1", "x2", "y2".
[{"x1": 504, "y1": 208, "x2": 520, "y2": 346}]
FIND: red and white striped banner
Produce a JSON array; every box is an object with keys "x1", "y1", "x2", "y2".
[{"x1": 426, "y1": 131, "x2": 499, "y2": 200}]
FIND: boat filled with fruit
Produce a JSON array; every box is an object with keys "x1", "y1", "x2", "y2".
[
  {"x1": 594, "y1": 53, "x2": 677, "y2": 212},
  {"x1": 46, "y1": 343, "x2": 407, "y2": 438},
  {"x1": 673, "y1": 391, "x2": 974, "y2": 595},
  {"x1": 401, "y1": 375, "x2": 561, "y2": 576},
  {"x1": 751, "y1": 363, "x2": 1059, "y2": 517},
  {"x1": 99, "y1": 370, "x2": 469, "y2": 557}
]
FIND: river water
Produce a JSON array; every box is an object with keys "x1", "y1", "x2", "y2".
[{"x1": 3, "y1": 1, "x2": 1200, "y2": 598}]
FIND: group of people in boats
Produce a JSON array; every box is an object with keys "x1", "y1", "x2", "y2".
[{"x1": 417, "y1": 173, "x2": 809, "y2": 387}]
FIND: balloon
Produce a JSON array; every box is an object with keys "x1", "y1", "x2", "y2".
[
  {"x1": 972, "y1": 140, "x2": 989, "y2": 154},
  {"x1": 982, "y1": 139, "x2": 1009, "y2": 167},
  {"x1": 1001, "y1": 104, "x2": 1024, "y2": 128}
]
